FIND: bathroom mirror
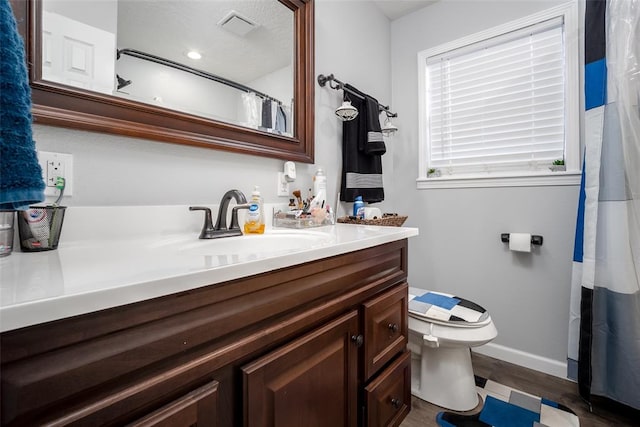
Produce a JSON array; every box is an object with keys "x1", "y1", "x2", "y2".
[{"x1": 11, "y1": 0, "x2": 315, "y2": 163}]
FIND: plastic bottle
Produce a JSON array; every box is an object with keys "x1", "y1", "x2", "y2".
[
  {"x1": 244, "y1": 186, "x2": 265, "y2": 234},
  {"x1": 353, "y1": 196, "x2": 365, "y2": 219},
  {"x1": 313, "y1": 167, "x2": 327, "y2": 198}
]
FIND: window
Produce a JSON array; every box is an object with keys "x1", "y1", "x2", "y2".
[{"x1": 417, "y1": 3, "x2": 580, "y2": 188}]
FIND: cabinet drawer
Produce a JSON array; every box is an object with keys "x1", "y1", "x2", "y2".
[
  {"x1": 129, "y1": 380, "x2": 218, "y2": 427},
  {"x1": 364, "y1": 351, "x2": 411, "y2": 427},
  {"x1": 363, "y1": 283, "x2": 408, "y2": 380}
]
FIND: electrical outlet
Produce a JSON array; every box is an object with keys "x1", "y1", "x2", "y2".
[
  {"x1": 47, "y1": 159, "x2": 64, "y2": 186},
  {"x1": 277, "y1": 172, "x2": 290, "y2": 197},
  {"x1": 38, "y1": 151, "x2": 73, "y2": 197}
]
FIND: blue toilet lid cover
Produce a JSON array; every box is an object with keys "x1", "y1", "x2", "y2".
[{"x1": 408, "y1": 287, "x2": 489, "y2": 325}]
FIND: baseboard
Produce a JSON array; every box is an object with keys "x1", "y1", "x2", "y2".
[{"x1": 472, "y1": 343, "x2": 571, "y2": 380}]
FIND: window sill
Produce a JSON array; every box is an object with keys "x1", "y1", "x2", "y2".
[{"x1": 416, "y1": 171, "x2": 582, "y2": 189}]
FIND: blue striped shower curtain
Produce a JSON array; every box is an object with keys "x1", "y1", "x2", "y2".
[{"x1": 568, "y1": 0, "x2": 640, "y2": 409}]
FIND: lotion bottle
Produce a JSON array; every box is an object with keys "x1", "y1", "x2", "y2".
[
  {"x1": 313, "y1": 167, "x2": 327, "y2": 198},
  {"x1": 244, "y1": 186, "x2": 265, "y2": 234}
]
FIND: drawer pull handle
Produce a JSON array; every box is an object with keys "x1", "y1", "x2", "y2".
[
  {"x1": 391, "y1": 398, "x2": 401, "y2": 409},
  {"x1": 388, "y1": 323, "x2": 399, "y2": 333},
  {"x1": 351, "y1": 334, "x2": 364, "y2": 348}
]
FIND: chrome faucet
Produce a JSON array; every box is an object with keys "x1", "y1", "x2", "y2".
[{"x1": 189, "y1": 189, "x2": 249, "y2": 239}]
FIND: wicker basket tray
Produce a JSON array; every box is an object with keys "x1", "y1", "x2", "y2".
[{"x1": 337, "y1": 214, "x2": 408, "y2": 227}]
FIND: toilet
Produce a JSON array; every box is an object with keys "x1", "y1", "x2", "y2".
[{"x1": 407, "y1": 287, "x2": 498, "y2": 411}]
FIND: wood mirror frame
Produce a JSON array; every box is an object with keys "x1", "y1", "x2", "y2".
[{"x1": 11, "y1": 0, "x2": 314, "y2": 163}]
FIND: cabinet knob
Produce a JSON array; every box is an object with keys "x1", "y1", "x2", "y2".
[
  {"x1": 391, "y1": 398, "x2": 401, "y2": 409},
  {"x1": 388, "y1": 323, "x2": 399, "y2": 333},
  {"x1": 351, "y1": 334, "x2": 364, "y2": 348}
]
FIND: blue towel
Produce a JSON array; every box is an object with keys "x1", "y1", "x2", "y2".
[{"x1": 0, "y1": 0, "x2": 45, "y2": 210}]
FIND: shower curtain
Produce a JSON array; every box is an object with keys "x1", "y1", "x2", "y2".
[{"x1": 568, "y1": 0, "x2": 640, "y2": 410}]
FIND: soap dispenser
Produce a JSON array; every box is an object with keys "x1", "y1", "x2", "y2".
[{"x1": 244, "y1": 186, "x2": 265, "y2": 234}]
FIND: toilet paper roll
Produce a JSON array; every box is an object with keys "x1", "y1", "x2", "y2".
[
  {"x1": 364, "y1": 207, "x2": 382, "y2": 220},
  {"x1": 509, "y1": 233, "x2": 532, "y2": 252}
]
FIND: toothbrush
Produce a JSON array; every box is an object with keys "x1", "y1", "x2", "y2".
[
  {"x1": 52, "y1": 177, "x2": 65, "y2": 206},
  {"x1": 49, "y1": 177, "x2": 65, "y2": 247}
]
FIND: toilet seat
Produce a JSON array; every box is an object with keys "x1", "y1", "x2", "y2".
[
  {"x1": 408, "y1": 287, "x2": 491, "y2": 328},
  {"x1": 408, "y1": 287, "x2": 497, "y2": 347},
  {"x1": 408, "y1": 315, "x2": 497, "y2": 347}
]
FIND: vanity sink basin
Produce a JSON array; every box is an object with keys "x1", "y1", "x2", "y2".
[{"x1": 176, "y1": 230, "x2": 334, "y2": 257}]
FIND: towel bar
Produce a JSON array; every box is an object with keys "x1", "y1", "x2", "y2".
[{"x1": 317, "y1": 73, "x2": 397, "y2": 117}]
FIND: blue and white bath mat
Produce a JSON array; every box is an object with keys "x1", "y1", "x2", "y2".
[{"x1": 436, "y1": 376, "x2": 580, "y2": 427}]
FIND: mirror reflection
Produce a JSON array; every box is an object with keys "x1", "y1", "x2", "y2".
[{"x1": 41, "y1": 0, "x2": 294, "y2": 136}]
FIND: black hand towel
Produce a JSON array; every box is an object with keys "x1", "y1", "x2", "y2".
[
  {"x1": 364, "y1": 96, "x2": 386, "y2": 155},
  {"x1": 340, "y1": 84, "x2": 384, "y2": 203},
  {"x1": 261, "y1": 99, "x2": 272, "y2": 129}
]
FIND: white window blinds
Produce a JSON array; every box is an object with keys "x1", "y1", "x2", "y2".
[{"x1": 426, "y1": 18, "x2": 566, "y2": 176}]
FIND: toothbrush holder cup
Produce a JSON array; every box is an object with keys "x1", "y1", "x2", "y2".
[{"x1": 17, "y1": 206, "x2": 67, "y2": 252}]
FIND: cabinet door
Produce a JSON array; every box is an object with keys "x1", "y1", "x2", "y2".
[
  {"x1": 364, "y1": 351, "x2": 411, "y2": 427},
  {"x1": 363, "y1": 283, "x2": 408, "y2": 380},
  {"x1": 128, "y1": 380, "x2": 218, "y2": 427},
  {"x1": 243, "y1": 311, "x2": 360, "y2": 427}
]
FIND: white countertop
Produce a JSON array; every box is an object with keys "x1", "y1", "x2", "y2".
[{"x1": 0, "y1": 205, "x2": 418, "y2": 332}]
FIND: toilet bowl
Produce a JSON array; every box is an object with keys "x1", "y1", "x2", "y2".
[{"x1": 407, "y1": 287, "x2": 497, "y2": 411}]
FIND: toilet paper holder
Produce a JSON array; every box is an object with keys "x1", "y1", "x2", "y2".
[{"x1": 500, "y1": 233, "x2": 543, "y2": 246}]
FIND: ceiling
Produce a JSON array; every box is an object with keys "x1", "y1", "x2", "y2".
[
  {"x1": 117, "y1": 0, "x2": 293, "y2": 84},
  {"x1": 373, "y1": 0, "x2": 438, "y2": 20}
]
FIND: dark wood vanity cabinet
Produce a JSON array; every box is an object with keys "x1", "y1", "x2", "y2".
[{"x1": 0, "y1": 240, "x2": 410, "y2": 427}]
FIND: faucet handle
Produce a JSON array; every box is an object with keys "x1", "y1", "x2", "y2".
[
  {"x1": 189, "y1": 206, "x2": 215, "y2": 239},
  {"x1": 230, "y1": 203, "x2": 251, "y2": 230}
]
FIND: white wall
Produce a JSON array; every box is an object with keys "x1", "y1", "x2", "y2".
[
  {"x1": 43, "y1": 0, "x2": 118, "y2": 34},
  {"x1": 34, "y1": 0, "x2": 391, "y2": 215},
  {"x1": 115, "y1": 55, "x2": 242, "y2": 123},
  {"x1": 390, "y1": 0, "x2": 581, "y2": 375},
  {"x1": 249, "y1": 64, "x2": 293, "y2": 107}
]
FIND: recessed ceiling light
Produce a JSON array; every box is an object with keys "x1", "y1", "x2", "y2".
[{"x1": 186, "y1": 51, "x2": 202, "y2": 60}]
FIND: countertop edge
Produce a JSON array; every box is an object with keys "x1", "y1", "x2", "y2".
[{"x1": 1, "y1": 226, "x2": 418, "y2": 332}]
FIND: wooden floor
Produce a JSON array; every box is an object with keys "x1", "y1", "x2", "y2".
[{"x1": 400, "y1": 352, "x2": 640, "y2": 427}]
